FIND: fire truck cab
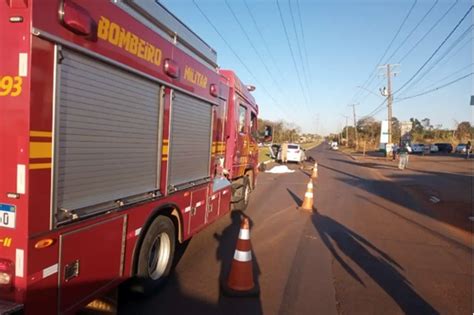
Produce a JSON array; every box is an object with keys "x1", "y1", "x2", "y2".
[{"x1": 0, "y1": 1, "x2": 259, "y2": 314}]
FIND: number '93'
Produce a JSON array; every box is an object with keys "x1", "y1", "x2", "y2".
[{"x1": 0, "y1": 75, "x2": 22, "y2": 97}]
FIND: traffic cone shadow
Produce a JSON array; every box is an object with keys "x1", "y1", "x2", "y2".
[{"x1": 286, "y1": 187, "x2": 318, "y2": 213}]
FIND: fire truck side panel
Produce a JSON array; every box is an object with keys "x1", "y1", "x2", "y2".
[
  {"x1": 167, "y1": 92, "x2": 212, "y2": 191},
  {"x1": 28, "y1": 37, "x2": 56, "y2": 235},
  {"x1": 58, "y1": 216, "x2": 125, "y2": 313},
  {"x1": 53, "y1": 47, "x2": 161, "y2": 223},
  {"x1": 187, "y1": 187, "x2": 208, "y2": 235},
  {"x1": 159, "y1": 87, "x2": 171, "y2": 195},
  {"x1": 0, "y1": 0, "x2": 32, "y2": 306}
]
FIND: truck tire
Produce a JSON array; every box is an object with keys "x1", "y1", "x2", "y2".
[
  {"x1": 232, "y1": 176, "x2": 250, "y2": 211},
  {"x1": 134, "y1": 216, "x2": 176, "y2": 295}
]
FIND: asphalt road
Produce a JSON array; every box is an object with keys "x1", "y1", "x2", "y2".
[{"x1": 119, "y1": 144, "x2": 473, "y2": 315}]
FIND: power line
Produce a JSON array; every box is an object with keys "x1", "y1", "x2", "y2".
[
  {"x1": 398, "y1": 0, "x2": 459, "y2": 63},
  {"x1": 224, "y1": 0, "x2": 287, "y2": 99},
  {"x1": 275, "y1": 0, "x2": 310, "y2": 109},
  {"x1": 192, "y1": 0, "x2": 292, "y2": 117},
  {"x1": 394, "y1": 5, "x2": 473, "y2": 96},
  {"x1": 395, "y1": 72, "x2": 472, "y2": 101},
  {"x1": 385, "y1": 0, "x2": 439, "y2": 62},
  {"x1": 361, "y1": 98, "x2": 388, "y2": 119},
  {"x1": 296, "y1": 0, "x2": 312, "y2": 83},
  {"x1": 351, "y1": 0, "x2": 418, "y2": 104},
  {"x1": 399, "y1": 24, "x2": 473, "y2": 96},
  {"x1": 417, "y1": 62, "x2": 473, "y2": 91},
  {"x1": 288, "y1": 0, "x2": 311, "y2": 95},
  {"x1": 242, "y1": 0, "x2": 283, "y2": 81}
]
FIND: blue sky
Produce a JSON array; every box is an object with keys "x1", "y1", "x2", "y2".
[{"x1": 160, "y1": 0, "x2": 472, "y2": 134}]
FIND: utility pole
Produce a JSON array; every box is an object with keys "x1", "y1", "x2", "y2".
[
  {"x1": 348, "y1": 103, "x2": 358, "y2": 150},
  {"x1": 379, "y1": 64, "x2": 399, "y2": 144},
  {"x1": 340, "y1": 114, "x2": 349, "y2": 146}
]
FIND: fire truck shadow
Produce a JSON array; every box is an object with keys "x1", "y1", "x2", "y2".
[{"x1": 214, "y1": 210, "x2": 263, "y2": 315}]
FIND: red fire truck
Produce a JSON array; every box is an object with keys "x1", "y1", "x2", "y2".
[{"x1": 0, "y1": 1, "x2": 266, "y2": 313}]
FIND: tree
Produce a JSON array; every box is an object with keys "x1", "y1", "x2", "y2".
[
  {"x1": 456, "y1": 121, "x2": 472, "y2": 141},
  {"x1": 357, "y1": 117, "x2": 380, "y2": 144}
]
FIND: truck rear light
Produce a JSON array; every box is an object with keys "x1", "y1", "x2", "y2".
[
  {"x1": 0, "y1": 259, "x2": 14, "y2": 289},
  {"x1": 210, "y1": 84, "x2": 218, "y2": 97},
  {"x1": 59, "y1": 0, "x2": 95, "y2": 36},
  {"x1": 164, "y1": 59, "x2": 179, "y2": 78}
]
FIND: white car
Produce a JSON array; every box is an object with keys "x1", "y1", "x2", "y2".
[
  {"x1": 330, "y1": 141, "x2": 339, "y2": 150},
  {"x1": 279, "y1": 143, "x2": 306, "y2": 163}
]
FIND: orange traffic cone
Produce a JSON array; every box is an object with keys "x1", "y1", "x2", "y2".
[
  {"x1": 311, "y1": 162, "x2": 318, "y2": 179},
  {"x1": 300, "y1": 179, "x2": 314, "y2": 211},
  {"x1": 222, "y1": 217, "x2": 259, "y2": 297}
]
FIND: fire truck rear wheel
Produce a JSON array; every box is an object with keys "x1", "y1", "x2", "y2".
[{"x1": 136, "y1": 216, "x2": 176, "y2": 294}]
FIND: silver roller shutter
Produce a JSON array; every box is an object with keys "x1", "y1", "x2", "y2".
[
  {"x1": 168, "y1": 92, "x2": 212, "y2": 190},
  {"x1": 56, "y1": 49, "x2": 160, "y2": 215}
]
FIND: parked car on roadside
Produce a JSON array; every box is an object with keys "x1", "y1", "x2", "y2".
[
  {"x1": 330, "y1": 141, "x2": 339, "y2": 150},
  {"x1": 411, "y1": 143, "x2": 425, "y2": 154},
  {"x1": 455, "y1": 143, "x2": 467, "y2": 153},
  {"x1": 430, "y1": 144, "x2": 439, "y2": 153},
  {"x1": 287, "y1": 143, "x2": 306, "y2": 163},
  {"x1": 434, "y1": 143, "x2": 453, "y2": 153},
  {"x1": 278, "y1": 143, "x2": 306, "y2": 163}
]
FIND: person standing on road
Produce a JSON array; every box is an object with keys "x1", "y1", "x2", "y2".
[
  {"x1": 466, "y1": 141, "x2": 471, "y2": 159},
  {"x1": 398, "y1": 144, "x2": 409, "y2": 170},
  {"x1": 392, "y1": 143, "x2": 398, "y2": 161},
  {"x1": 281, "y1": 141, "x2": 288, "y2": 163}
]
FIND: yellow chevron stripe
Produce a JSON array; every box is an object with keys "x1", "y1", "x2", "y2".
[
  {"x1": 30, "y1": 142, "x2": 52, "y2": 159},
  {"x1": 29, "y1": 163, "x2": 52, "y2": 170},
  {"x1": 30, "y1": 131, "x2": 52, "y2": 138},
  {"x1": 162, "y1": 145, "x2": 168, "y2": 156}
]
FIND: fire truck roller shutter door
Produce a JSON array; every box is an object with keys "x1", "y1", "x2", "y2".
[
  {"x1": 56, "y1": 49, "x2": 160, "y2": 217},
  {"x1": 168, "y1": 91, "x2": 212, "y2": 190}
]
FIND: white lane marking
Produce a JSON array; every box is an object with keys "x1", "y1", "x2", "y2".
[
  {"x1": 307, "y1": 182, "x2": 313, "y2": 189},
  {"x1": 42, "y1": 263, "x2": 58, "y2": 279},
  {"x1": 234, "y1": 249, "x2": 252, "y2": 262},
  {"x1": 19, "y1": 53, "x2": 28, "y2": 77},
  {"x1": 238, "y1": 229, "x2": 250, "y2": 240},
  {"x1": 135, "y1": 227, "x2": 142, "y2": 236},
  {"x1": 305, "y1": 192, "x2": 313, "y2": 198},
  {"x1": 17, "y1": 164, "x2": 26, "y2": 194},
  {"x1": 16, "y1": 249, "x2": 24, "y2": 278},
  {"x1": 184, "y1": 206, "x2": 192, "y2": 213}
]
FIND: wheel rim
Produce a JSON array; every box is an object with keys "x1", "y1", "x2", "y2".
[{"x1": 148, "y1": 232, "x2": 171, "y2": 280}]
